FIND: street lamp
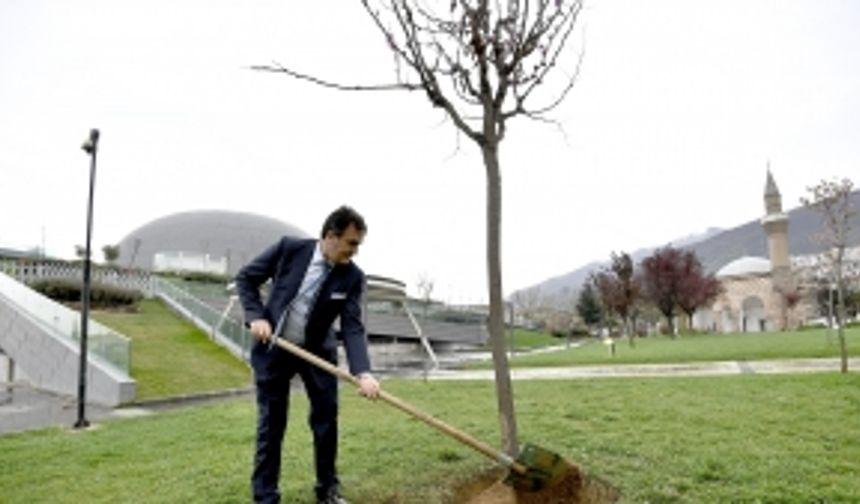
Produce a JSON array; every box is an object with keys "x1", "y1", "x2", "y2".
[{"x1": 75, "y1": 128, "x2": 100, "y2": 429}]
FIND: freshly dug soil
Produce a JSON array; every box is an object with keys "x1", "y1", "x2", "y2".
[{"x1": 454, "y1": 463, "x2": 619, "y2": 504}]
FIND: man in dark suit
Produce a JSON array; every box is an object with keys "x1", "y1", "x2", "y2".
[{"x1": 235, "y1": 206, "x2": 380, "y2": 504}]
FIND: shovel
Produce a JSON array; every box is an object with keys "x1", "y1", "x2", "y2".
[{"x1": 269, "y1": 335, "x2": 570, "y2": 491}]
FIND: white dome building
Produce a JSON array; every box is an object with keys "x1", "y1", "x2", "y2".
[
  {"x1": 116, "y1": 210, "x2": 311, "y2": 276},
  {"x1": 695, "y1": 171, "x2": 807, "y2": 333},
  {"x1": 702, "y1": 255, "x2": 779, "y2": 333},
  {"x1": 716, "y1": 256, "x2": 772, "y2": 278}
]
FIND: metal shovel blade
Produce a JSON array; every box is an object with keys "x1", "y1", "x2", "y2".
[{"x1": 505, "y1": 443, "x2": 572, "y2": 491}]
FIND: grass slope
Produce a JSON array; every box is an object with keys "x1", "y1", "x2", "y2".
[
  {"x1": 489, "y1": 328, "x2": 560, "y2": 351},
  {"x1": 473, "y1": 327, "x2": 860, "y2": 368},
  {"x1": 93, "y1": 299, "x2": 251, "y2": 400},
  {"x1": 1, "y1": 374, "x2": 857, "y2": 503}
]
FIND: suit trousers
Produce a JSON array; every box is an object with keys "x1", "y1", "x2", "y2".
[{"x1": 252, "y1": 350, "x2": 340, "y2": 504}]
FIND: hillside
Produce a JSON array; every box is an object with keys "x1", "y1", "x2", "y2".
[{"x1": 514, "y1": 190, "x2": 860, "y2": 301}]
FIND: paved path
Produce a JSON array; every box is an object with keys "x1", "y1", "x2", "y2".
[
  {"x1": 1, "y1": 357, "x2": 857, "y2": 436},
  {"x1": 0, "y1": 383, "x2": 115, "y2": 435},
  {"x1": 425, "y1": 357, "x2": 860, "y2": 380}
]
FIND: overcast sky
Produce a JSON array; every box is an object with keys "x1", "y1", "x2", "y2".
[{"x1": 1, "y1": 0, "x2": 858, "y2": 303}]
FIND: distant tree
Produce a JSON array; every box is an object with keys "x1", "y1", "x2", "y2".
[
  {"x1": 801, "y1": 177, "x2": 856, "y2": 373},
  {"x1": 74, "y1": 245, "x2": 86, "y2": 259},
  {"x1": 816, "y1": 286, "x2": 836, "y2": 321},
  {"x1": 102, "y1": 245, "x2": 120, "y2": 265},
  {"x1": 510, "y1": 288, "x2": 548, "y2": 329},
  {"x1": 591, "y1": 272, "x2": 616, "y2": 320},
  {"x1": 847, "y1": 288, "x2": 860, "y2": 319},
  {"x1": 640, "y1": 246, "x2": 687, "y2": 337},
  {"x1": 780, "y1": 287, "x2": 804, "y2": 330},
  {"x1": 543, "y1": 305, "x2": 576, "y2": 338},
  {"x1": 676, "y1": 251, "x2": 721, "y2": 332},
  {"x1": 593, "y1": 252, "x2": 641, "y2": 346},
  {"x1": 128, "y1": 238, "x2": 142, "y2": 268},
  {"x1": 416, "y1": 273, "x2": 435, "y2": 317},
  {"x1": 576, "y1": 282, "x2": 603, "y2": 333},
  {"x1": 814, "y1": 285, "x2": 858, "y2": 323}
]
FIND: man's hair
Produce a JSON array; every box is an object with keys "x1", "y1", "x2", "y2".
[{"x1": 320, "y1": 205, "x2": 367, "y2": 238}]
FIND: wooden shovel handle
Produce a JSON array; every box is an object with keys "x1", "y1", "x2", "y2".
[{"x1": 271, "y1": 336, "x2": 528, "y2": 474}]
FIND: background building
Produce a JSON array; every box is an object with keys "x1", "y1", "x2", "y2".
[
  {"x1": 696, "y1": 171, "x2": 810, "y2": 332},
  {"x1": 116, "y1": 210, "x2": 311, "y2": 276}
]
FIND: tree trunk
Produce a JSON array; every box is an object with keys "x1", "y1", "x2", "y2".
[
  {"x1": 836, "y1": 253, "x2": 848, "y2": 373},
  {"x1": 482, "y1": 142, "x2": 520, "y2": 457},
  {"x1": 625, "y1": 317, "x2": 635, "y2": 348}
]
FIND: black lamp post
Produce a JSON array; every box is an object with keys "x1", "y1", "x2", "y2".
[{"x1": 75, "y1": 128, "x2": 100, "y2": 429}]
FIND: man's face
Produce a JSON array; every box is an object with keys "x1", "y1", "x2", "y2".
[{"x1": 322, "y1": 224, "x2": 364, "y2": 265}]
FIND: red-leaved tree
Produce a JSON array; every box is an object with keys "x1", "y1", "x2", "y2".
[
  {"x1": 640, "y1": 246, "x2": 685, "y2": 337},
  {"x1": 676, "y1": 251, "x2": 721, "y2": 332},
  {"x1": 592, "y1": 252, "x2": 640, "y2": 346}
]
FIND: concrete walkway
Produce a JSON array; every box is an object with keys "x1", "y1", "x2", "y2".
[
  {"x1": 0, "y1": 383, "x2": 254, "y2": 436},
  {"x1": 425, "y1": 357, "x2": 860, "y2": 380},
  {"x1": 0, "y1": 382, "x2": 115, "y2": 435}
]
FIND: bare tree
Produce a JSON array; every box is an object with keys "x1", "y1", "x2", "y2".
[
  {"x1": 254, "y1": 1, "x2": 584, "y2": 454},
  {"x1": 416, "y1": 272, "x2": 435, "y2": 316},
  {"x1": 801, "y1": 177, "x2": 856, "y2": 373},
  {"x1": 510, "y1": 287, "x2": 544, "y2": 328}
]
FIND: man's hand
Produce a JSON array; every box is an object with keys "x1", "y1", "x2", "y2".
[
  {"x1": 356, "y1": 373, "x2": 380, "y2": 400},
  {"x1": 249, "y1": 319, "x2": 273, "y2": 343}
]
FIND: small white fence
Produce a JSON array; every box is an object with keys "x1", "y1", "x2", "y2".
[{"x1": 0, "y1": 260, "x2": 153, "y2": 295}]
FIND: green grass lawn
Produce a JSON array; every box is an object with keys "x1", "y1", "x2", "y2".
[
  {"x1": 93, "y1": 299, "x2": 251, "y2": 400},
  {"x1": 471, "y1": 327, "x2": 860, "y2": 369},
  {"x1": 491, "y1": 327, "x2": 561, "y2": 351},
  {"x1": 1, "y1": 373, "x2": 857, "y2": 503}
]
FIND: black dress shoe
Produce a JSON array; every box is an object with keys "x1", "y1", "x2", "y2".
[{"x1": 317, "y1": 490, "x2": 350, "y2": 504}]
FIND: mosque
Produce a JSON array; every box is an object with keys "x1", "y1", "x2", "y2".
[{"x1": 694, "y1": 171, "x2": 809, "y2": 332}]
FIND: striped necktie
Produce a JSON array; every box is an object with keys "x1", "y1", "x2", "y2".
[{"x1": 281, "y1": 259, "x2": 332, "y2": 344}]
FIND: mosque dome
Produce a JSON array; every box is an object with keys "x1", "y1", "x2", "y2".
[
  {"x1": 116, "y1": 210, "x2": 311, "y2": 276},
  {"x1": 715, "y1": 256, "x2": 772, "y2": 278}
]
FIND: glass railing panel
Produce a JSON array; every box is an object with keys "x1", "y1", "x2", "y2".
[{"x1": 0, "y1": 271, "x2": 131, "y2": 374}]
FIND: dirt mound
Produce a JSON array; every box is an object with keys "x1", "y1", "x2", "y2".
[{"x1": 454, "y1": 463, "x2": 619, "y2": 504}]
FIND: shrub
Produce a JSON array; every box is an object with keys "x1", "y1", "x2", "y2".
[
  {"x1": 30, "y1": 279, "x2": 142, "y2": 308},
  {"x1": 157, "y1": 270, "x2": 230, "y2": 284}
]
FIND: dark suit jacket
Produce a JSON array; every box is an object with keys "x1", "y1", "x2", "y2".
[{"x1": 234, "y1": 237, "x2": 371, "y2": 379}]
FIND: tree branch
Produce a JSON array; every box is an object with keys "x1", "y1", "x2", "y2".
[
  {"x1": 249, "y1": 62, "x2": 422, "y2": 92},
  {"x1": 521, "y1": 40, "x2": 584, "y2": 116}
]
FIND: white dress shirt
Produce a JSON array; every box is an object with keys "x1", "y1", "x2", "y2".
[{"x1": 283, "y1": 243, "x2": 331, "y2": 345}]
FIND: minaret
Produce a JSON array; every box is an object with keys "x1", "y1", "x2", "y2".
[
  {"x1": 761, "y1": 168, "x2": 790, "y2": 275},
  {"x1": 761, "y1": 167, "x2": 793, "y2": 329}
]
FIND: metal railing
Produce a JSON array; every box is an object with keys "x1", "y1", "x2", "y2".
[
  {"x1": 152, "y1": 277, "x2": 252, "y2": 360},
  {"x1": 0, "y1": 271, "x2": 132, "y2": 374}
]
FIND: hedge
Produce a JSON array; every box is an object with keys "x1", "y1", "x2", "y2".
[{"x1": 30, "y1": 279, "x2": 142, "y2": 308}]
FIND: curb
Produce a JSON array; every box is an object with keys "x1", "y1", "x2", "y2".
[{"x1": 124, "y1": 386, "x2": 255, "y2": 411}]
